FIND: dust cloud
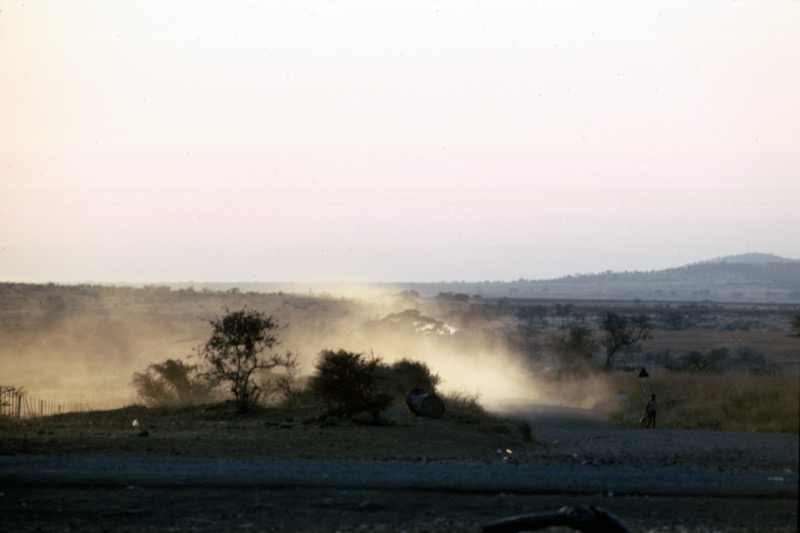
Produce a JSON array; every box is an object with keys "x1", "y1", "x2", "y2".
[
  {"x1": 0, "y1": 283, "x2": 613, "y2": 413},
  {"x1": 265, "y1": 287, "x2": 614, "y2": 412}
]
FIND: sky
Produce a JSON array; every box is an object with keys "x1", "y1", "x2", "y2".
[{"x1": 2, "y1": 0, "x2": 799, "y2": 284}]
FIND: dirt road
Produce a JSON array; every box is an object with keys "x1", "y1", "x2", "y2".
[
  {"x1": 1, "y1": 402, "x2": 797, "y2": 532},
  {"x1": 494, "y1": 401, "x2": 799, "y2": 471}
]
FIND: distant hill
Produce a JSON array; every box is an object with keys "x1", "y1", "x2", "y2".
[
  {"x1": 698, "y1": 253, "x2": 798, "y2": 265},
  {"x1": 391, "y1": 253, "x2": 800, "y2": 304},
  {"x1": 119, "y1": 253, "x2": 800, "y2": 304}
]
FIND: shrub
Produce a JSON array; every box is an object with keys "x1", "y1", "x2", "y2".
[
  {"x1": 310, "y1": 349, "x2": 392, "y2": 418},
  {"x1": 666, "y1": 348, "x2": 729, "y2": 373},
  {"x1": 275, "y1": 376, "x2": 320, "y2": 409},
  {"x1": 377, "y1": 358, "x2": 441, "y2": 401},
  {"x1": 734, "y1": 346, "x2": 770, "y2": 373},
  {"x1": 132, "y1": 359, "x2": 214, "y2": 407},
  {"x1": 256, "y1": 366, "x2": 301, "y2": 406}
]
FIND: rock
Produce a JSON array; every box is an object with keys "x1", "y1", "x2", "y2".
[{"x1": 406, "y1": 388, "x2": 445, "y2": 419}]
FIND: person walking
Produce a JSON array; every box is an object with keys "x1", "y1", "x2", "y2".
[{"x1": 644, "y1": 393, "x2": 657, "y2": 428}]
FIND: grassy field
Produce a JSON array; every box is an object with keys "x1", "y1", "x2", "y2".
[{"x1": 600, "y1": 370, "x2": 800, "y2": 433}]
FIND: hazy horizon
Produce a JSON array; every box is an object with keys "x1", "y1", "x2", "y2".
[
  {"x1": 3, "y1": 1, "x2": 799, "y2": 284},
  {"x1": 1, "y1": 250, "x2": 796, "y2": 287}
]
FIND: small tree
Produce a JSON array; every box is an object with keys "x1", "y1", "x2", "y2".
[
  {"x1": 310, "y1": 349, "x2": 392, "y2": 418},
  {"x1": 200, "y1": 308, "x2": 295, "y2": 413},
  {"x1": 601, "y1": 311, "x2": 650, "y2": 368},
  {"x1": 132, "y1": 358, "x2": 213, "y2": 407}
]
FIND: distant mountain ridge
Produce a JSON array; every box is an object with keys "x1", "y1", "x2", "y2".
[
  {"x1": 393, "y1": 253, "x2": 800, "y2": 303},
  {"x1": 76, "y1": 253, "x2": 800, "y2": 304},
  {"x1": 697, "y1": 253, "x2": 798, "y2": 266},
  {"x1": 553, "y1": 253, "x2": 799, "y2": 282},
  {"x1": 553, "y1": 253, "x2": 799, "y2": 281}
]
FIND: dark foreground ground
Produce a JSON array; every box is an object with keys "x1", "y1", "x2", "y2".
[{"x1": 1, "y1": 403, "x2": 797, "y2": 532}]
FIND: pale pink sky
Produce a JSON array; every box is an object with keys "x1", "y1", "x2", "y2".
[{"x1": 2, "y1": 1, "x2": 798, "y2": 283}]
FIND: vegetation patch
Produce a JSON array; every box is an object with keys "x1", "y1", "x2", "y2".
[{"x1": 601, "y1": 371, "x2": 799, "y2": 433}]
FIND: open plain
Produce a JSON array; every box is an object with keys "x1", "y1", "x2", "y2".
[{"x1": 1, "y1": 282, "x2": 798, "y2": 531}]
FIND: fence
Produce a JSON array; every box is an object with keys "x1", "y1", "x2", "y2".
[
  {"x1": 1, "y1": 386, "x2": 133, "y2": 419},
  {"x1": 0, "y1": 386, "x2": 23, "y2": 418}
]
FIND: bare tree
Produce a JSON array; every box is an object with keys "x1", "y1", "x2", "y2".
[{"x1": 601, "y1": 311, "x2": 650, "y2": 368}]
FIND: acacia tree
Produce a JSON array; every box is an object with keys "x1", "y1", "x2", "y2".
[
  {"x1": 200, "y1": 308, "x2": 295, "y2": 412},
  {"x1": 601, "y1": 311, "x2": 650, "y2": 368}
]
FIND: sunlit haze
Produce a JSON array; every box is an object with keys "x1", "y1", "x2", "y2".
[{"x1": 2, "y1": 1, "x2": 798, "y2": 283}]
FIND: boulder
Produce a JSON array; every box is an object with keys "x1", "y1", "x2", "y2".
[{"x1": 406, "y1": 388, "x2": 445, "y2": 419}]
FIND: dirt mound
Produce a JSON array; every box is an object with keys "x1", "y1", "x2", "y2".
[{"x1": 0, "y1": 402, "x2": 533, "y2": 463}]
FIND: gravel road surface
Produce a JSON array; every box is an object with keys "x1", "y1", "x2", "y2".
[
  {"x1": 1, "y1": 403, "x2": 796, "y2": 532},
  {"x1": 1, "y1": 454, "x2": 796, "y2": 498}
]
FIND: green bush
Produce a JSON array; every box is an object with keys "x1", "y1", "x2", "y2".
[{"x1": 310, "y1": 349, "x2": 392, "y2": 418}]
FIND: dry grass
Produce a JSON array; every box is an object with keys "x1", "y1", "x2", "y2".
[
  {"x1": 600, "y1": 370, "x2": 800, "y2": 433},
  {"x1": 441, "y1": 390, "x2": 484, "y2": 417},
  {"x1": 441, "y1": 391, "x2": 532, "y2": 442}
]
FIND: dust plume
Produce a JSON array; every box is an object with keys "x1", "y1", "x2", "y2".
[
  {"x1": 277, "y1": 290, "x2": 613, "y2": 411},
  {"x1": 0, "y1": 283, "x2": 614, "y2": 413}
]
